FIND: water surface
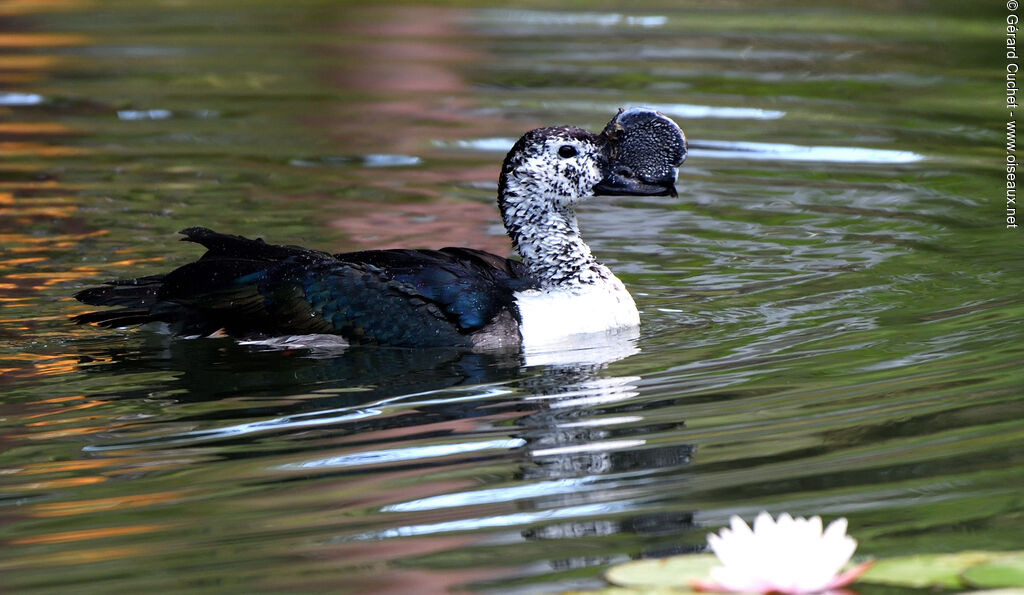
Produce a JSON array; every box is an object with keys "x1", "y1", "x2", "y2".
[{"x1": 1, "y1": 2, "x2": 1020, "y2": 593}]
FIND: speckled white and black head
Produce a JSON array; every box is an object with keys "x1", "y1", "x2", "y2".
[{"x1": 498, "y1": 109, "x2": 686, "y2": 289}]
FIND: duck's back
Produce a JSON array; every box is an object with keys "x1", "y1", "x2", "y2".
[{"x1": 73, "y1": 227, "x2": 534, "y2": 348}]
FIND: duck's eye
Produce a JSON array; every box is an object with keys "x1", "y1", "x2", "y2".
[{"x1": 557, "y1": 145, "x2": 578, "y2": 159}]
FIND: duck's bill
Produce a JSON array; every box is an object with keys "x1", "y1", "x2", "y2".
[
  {"x1": 593, "y1": 107, "x2": 687, "y2": 198},
  {"x1": 592, "y1": 173, "x2": 679, "y2": 197}
]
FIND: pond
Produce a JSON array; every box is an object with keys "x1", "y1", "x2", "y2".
[{"x1": 1, "y1": 1, "x2": 1020, "y2": 593}]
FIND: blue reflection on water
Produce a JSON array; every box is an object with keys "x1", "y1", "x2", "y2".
[{"x1": 690, "y1": 140, "x2": 925, "y2": 163}]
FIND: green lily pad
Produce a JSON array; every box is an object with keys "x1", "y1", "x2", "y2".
[
  {"x1": 861, "y1": 551, "x2": 991, "y2": 588},
  {"x1": 604, "y1": 554, "x2": 718, "y2": 590},
  {"x1": 961, "y1": 552, "x2": 1024, "y2": 588},
  {"x1": 861, "y1": 551, "x2": 1024, "y2": 589}
]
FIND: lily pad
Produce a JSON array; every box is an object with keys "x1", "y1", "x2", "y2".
[
  {"x1": 861, "y1": 551, "x2": 991, "y2": 588},
  {"x1": 961, "y1": 552, "x2": 1024, "y2": 588},
  {"x1": 604, "y1": 554, "x2": 718, "y2": 590},
  {"x1": 861, "y1": 551, "x2": 1024, "y2": 589}
]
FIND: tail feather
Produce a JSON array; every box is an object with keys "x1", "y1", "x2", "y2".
[
  {"x1": 72, "y1": 275, "x2": 166, "y2": 328},
  {"x1": 71, "y1": 227, "x2": 341, "y2": 337},
  {"x1": 73, "y1": 275, "x2": 163, "y2": 307}
]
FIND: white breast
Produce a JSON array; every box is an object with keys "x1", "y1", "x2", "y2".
[{"x1": 513, "y1": 278, "x2": 640, "y2": 351}]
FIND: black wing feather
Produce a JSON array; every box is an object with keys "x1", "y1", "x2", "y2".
[{"x1": 72, "y1": 227, "x2": 533, "y2": 347}]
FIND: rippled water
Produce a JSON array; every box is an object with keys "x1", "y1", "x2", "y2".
[{"x1": 1, "y1": 2, "x2": 1020, "y2": 593}]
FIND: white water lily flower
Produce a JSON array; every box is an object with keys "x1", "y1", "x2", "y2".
[{"x1": 693, "y1": 512, "x2": 873, "y2": 594}]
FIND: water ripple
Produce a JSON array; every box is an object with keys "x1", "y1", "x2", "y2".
[
  {"x1": 383, "y1": 477, "x2": 604, "y2": 512},
  {"x1": 652, "y1": 103, "x2": 786, "y2": 120},
  {"x1": 117, "y1": 109, "x2": 172, "y2": 121},
  {"x1": 476, "y1": 10, "x2": 667, "y2": 29},
  {"x1": 0, "y1": 92, "x2": 45, "y2": 106},
  {"x1": 279, "y1": 438, "x2": 527, "y2": 470},
  {"x1": 690, "y1": 140, "x2": 925, "y2": 164},
  {"x1": 346, "y1": 501, "x2": 636, "y2": 541}
]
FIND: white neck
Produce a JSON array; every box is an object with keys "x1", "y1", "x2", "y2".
[{"x1": 501, "y1": 188, "x2": 612, "y2": 288}]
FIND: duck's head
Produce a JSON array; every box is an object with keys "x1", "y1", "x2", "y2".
[{"x1": 498, "y1": 109, "x2": 686, "y2": 223}]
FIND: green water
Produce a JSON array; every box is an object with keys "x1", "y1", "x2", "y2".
[{"x1": 1, "y1": 1, "x2": 1020, "y2": 593}]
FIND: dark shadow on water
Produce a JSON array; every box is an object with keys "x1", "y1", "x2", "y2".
[{"x1": 74, "y1": 335, "x2": 524, "y2": 404}]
